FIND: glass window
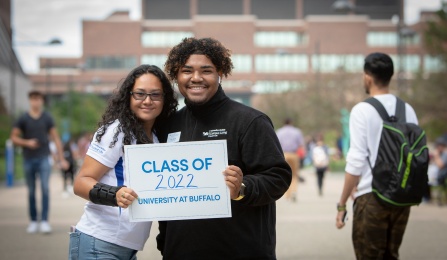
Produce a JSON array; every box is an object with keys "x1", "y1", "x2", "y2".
[
  {"x1": 141, "y1": 31, "x2": 194, "y2": 47},
  {"x1": 312, "y1": 54, "x2": 364, "y2": 72},
  {"x1": 255, "y1": 54, "x2": 308, "y2": 73},
  {"x1": 253, "y1": 81, "x2": 306, "y2": 93},
  {"x1": 391, "y1": 55, "x2": 421, "y2": 72},
  {"x1": 367, "y1": 32, "x2": 398, "y2": 46},
  {"x1": 221, "y1": 80, "x2": 253, "y2": 88},
  {"x1": 402, "y1": 33, "x2": 420, "y2": 46},
  {"x1": 254, "y1": 32, "x2": 307, "y2": 47},
  {"x1": 141, "y1": 54, "x2": 167, "y2": 69},
  {"x1": 232, "y1": 54, "x2": 252, "y2": 73},
  {"x1": 85, "y1": 56, "x2": 137, "y2": 70},
  {"x1": 367, "y1": 31, "x2": 420, "y2": 47},
  {"x1": 424, "y1": 55, "x2": 444, "y2": 72}
]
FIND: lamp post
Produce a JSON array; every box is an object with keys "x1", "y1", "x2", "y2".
[{"x1": 393, "y1": 20, "x2": 416, "y2": 95}]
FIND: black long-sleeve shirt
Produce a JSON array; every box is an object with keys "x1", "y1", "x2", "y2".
[{"x1": 156, "y1": 87, "x2": 291, "y2": 260}]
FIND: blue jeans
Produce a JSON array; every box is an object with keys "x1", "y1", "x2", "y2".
[
  {"x1": 69, "y1": 230, "x2": 137, "y2": 260},
  {"x1": 24, "y1": 157, "x2": 51, "y2": 221}
]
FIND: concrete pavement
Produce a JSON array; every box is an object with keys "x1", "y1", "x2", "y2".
[{"x1": 0, "y1": 167, "x2": 446, "y2": 260}]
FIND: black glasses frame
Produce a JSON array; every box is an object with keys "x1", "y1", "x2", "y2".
[{"x1": 130, "y1": 91, "x2": 165, "y2": 101}]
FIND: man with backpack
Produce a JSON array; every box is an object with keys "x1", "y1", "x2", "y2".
[{"x1": 335, "y1": 52, "x2": 428, "y2": 259}]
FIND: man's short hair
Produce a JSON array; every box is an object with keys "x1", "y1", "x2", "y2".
[
  {"x1": 164, "y1": 37, "x2": 233, "y2": 81},
  {"x1": 364, "y1": 52, "x2": 394, "y2": 87},
  {"x1": 28, "y1": 90, "x2": 44, "y2": 98}
]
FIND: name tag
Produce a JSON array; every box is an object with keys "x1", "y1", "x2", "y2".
[{"x1": 167, "y1": 132, "x2": 181, "y2": 143}]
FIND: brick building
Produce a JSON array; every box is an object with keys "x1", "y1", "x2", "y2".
[{"x1": 28, "y1": 0, "x2": 439, "y2": 107}]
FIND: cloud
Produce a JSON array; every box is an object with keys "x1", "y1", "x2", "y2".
[{"x1": 405, "y1": 0, "x2": 442, "y2": 25}]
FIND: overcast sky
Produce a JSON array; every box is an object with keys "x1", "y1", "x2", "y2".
[{"x1": 12, "y1": 0, "x2": 444, "y2": 73}]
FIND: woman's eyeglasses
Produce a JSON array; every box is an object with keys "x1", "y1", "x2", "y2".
[{"x1": 130, "y1": 91, "x2": 164, "y2": 101}]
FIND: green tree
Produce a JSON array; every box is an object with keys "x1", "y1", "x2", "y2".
[
  {"x1": 406, "y1": 3, "x2": 447, "y2": 139},
  {"x1": 50, "y1": 91, "x2": 107, "y2": 140},
  {"x1": 424, "y1": 4, "x2": 447, "y2": 63}
]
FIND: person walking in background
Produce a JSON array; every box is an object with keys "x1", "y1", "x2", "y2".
[
  {"x1": 10, "y1": 90, "x2": 69, "y2": 234},
  {"x1": 76, "y1": 131, "x2": 93, "y2": 161},
  {"x1": 312, "y1": 133, "x2": 330, "y2": 196},
  {"x1": 335, "y1": 52, "x2": 420, "y2": 259},
  {"x1": 432, "y1": 136, "x2": 447, "y2": 205},
  {"x1": 61, "y1": 137, "x2": 78, "y2": 198},
  {"x1": 69, "y1": 65, "x2": 177, "y2": 259},
  {"x1": 156, "y1": 37, "x2": 291, "y2": 259},
  {"x1": 276, "y1": 118, "x2": 305, "y2": 202}
]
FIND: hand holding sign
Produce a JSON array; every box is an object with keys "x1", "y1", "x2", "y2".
[
  {"x1": 116, "y1": 187, "x2": 138, "y2": 209},
  {"x1": 223, "y1": 165, "x2": 243, "y2": 200}
]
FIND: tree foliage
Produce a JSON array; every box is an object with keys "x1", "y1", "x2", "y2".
[
  {"x1": 253, "y1": 71, "x2": 364, "y2": 140},
  {"x1": 405, "y1": 3, "x2": 447, "y2": 139},
  {"x1": 50, "y1": 91, "x2": 107, "y2": 140},
  {"x1": 424, "y1": 4, "x2": 447, "y2": 64}
]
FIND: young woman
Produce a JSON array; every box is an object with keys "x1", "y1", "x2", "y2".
[{"x1": 68, "y1": 65, "x2": 177, "y2": 259}]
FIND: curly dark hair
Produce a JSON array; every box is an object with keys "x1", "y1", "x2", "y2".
[
  {"x1": 165, "y1": 37, "x2": 233, "y2": 81},
  {"x1": 95, "y1": 64, "x2": 178, "y2": 148}
]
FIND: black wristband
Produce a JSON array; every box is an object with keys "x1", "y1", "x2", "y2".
[{"x1": 88, "y1": 183, "x2": 125, "y2": 207}]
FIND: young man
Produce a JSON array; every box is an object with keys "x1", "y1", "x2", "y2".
[
  {"x1": 335, "y1": 52, "x2": 419, "y2": 259},
  {"x1": 276, "y1": 118, "x2": 304, "y2": 201},
  {"x1": 156, "y1": 37, "x2": 292, "y2": 259},
  {"x1": 10, "y1": 91, "x2": 68, "y2": 234}
]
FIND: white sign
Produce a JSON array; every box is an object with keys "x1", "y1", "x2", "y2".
[{"x1": 124, "y1": 140, "x2": 231, "y2": 221}]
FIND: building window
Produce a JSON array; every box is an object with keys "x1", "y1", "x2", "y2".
[
  {"x1": 251, "y1": 0, "x2": 296, "y2": 19},
  {"x1": 221, "y1": 80, "x2": 253, "y2": 88},
  {"x1": 253, "y1": 81, "x2": 306, "y2": 93},
  {"x1": 367, "y1": 32, "x2": 398, "y2": 46},
  {"x1": 198, "y1": 0, "x2": 243, "y2": 15},
  {"x1": 255, "y1": 54, "x2": 308, "y2": 73},
  {"x1": 254, "y1": 32, "x2": 307, "y2": 47},
  {"x1": 424, "y1": 55, "x2": 444, "y2": 72},
  {"x1": 143, "y1": 0, "x2": 190, "y2": 20},
  {"x1": 141, "y1": 54, "x2": 168, "y2": 69},
  {"x1": 232, "y1": 54, "x2": 252, "y2": 73},
  {"x1": 312, "y1": 54, "x2": 364, "y2": 72},
  {"x1": 85, "y1": 56, "x2": 137, "y2": 70},
  {"x1": 141, "y1": 31, "x2": 194, "y2": 47},
  {"x1": 367, "y1": 31, "x2": 420, "y2": 47},
  {"x1": 391, "y1": 55, "x2": 421, "y2": 72}
]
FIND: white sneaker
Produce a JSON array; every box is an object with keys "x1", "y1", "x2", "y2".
[
  {"x1": 40, "y1": 221, "x2": 52, "y2": 234},
  {"x1": 26, "y1": 221, "x2": 39, "y2": 233}
]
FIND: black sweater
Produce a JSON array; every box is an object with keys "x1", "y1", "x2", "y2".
[{"x1": 156, "y1": 86, "x2": 292, "y2": 260}]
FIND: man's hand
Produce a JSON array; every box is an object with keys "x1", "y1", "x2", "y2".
[
  {"x1": 26, "y1": 139, "x2": 39, "y2": 149},
  {"x1": 336, "y1": 210, "x2": 347, "y2": 229},
  {"x1": 59, "y1": 159, "x2": 70, "y2": 171},
  {"x1": 223, "y1": 165, "x2": 243, "y2": 200}
]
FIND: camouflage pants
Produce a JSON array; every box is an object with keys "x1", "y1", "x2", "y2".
[{"x1": 352, "y1": 193, "x2": 410, "y2": 260}]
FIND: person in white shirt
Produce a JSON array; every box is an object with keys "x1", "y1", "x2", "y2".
[
  {"x1": 68, "y1": 65, "x2": 177, "y2": 259},
  {"x1": 335, "y1": 52, "x2": 419, "y2": 259}
]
